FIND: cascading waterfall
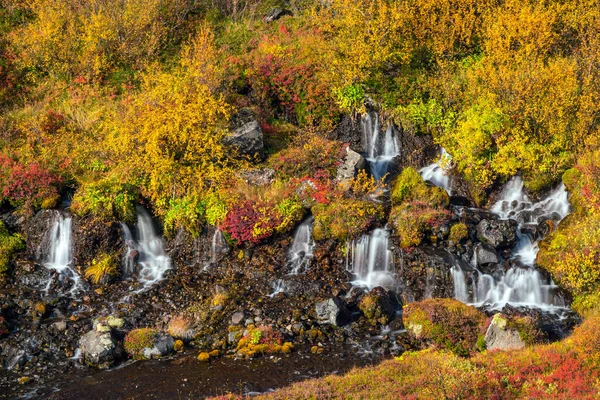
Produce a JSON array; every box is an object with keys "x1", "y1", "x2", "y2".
[
  {"x1": 347, "y1": 228, "x2": 395, "y2": 290},
  {"x1": 121, "y1": 208, "x2": 171, "y2": 289},
  {"x1": 451, "y1": 176, "x2": 571, "y2": 310},
  {"x1": 269, "y1": 279, "x2": 287, "y2": 298},
  {"x1": 208, "y1": 228, "x2": 228, "y2": 267},
  {"x1": 287, "y1": 217, "x2": 315, "y2": 275},
  {"x1": 451, "y1": 264, "x2": 469, "y2": 303},
  {"x1": 43, "y1": 213, "x2": 84, "y2": 296},
  {"x1": 419, "y1": 148, "x2": 452, "y2": 194},
  {"x1": 362, "y1": 112, "x2": 400, "y2": 180}
]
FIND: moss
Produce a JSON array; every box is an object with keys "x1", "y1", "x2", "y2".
[
  {"x1": 449, "y1": 223, "x2": 468, "y2": 243},
  {"x1": 403, "y1": 298, "x2": 487, "y2": 357},
  {"x1": 311, "y1": 345, "x2": 324, "y2": 355},
  {"x1": 236, "y1": 325, "x2": 288, "y2": 359},
  {"x1": 124, "y1": 328, "x2": 158, "y2": 360},
  {"x1": 174, "y1": 340, "x2": 184, "y2": 352},
  {"x1": 389, "y1": 202, "x2": 450, "y2": 248},
  {"x1": 209, "y1": 349, "x2": 220, "y2": 357},
  {"x1": 197, "y1": 352, "x2": 210, "y2": 362}
]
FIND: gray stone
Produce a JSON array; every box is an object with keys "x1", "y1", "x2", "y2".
[
  {"x1": 264, "y1": 7, "x2": 292, "y2": 22},
  {"x1": 79, "y1": 329, "x2": 117, "y2": 369},
  {"x1": 225, "y1": 108, "x2": 264, "y2": 160},
  {"x1": 337, "y1": 146, "x2": 366, "y2": 182},
  {"x1": 315, "y1": 297, "x2": 351, "y2": 327},
  {"x1": 231, "y1": 311, "x2": 245, "y2": 325},
  {"x1": 476, "y1": 219, "x2": 518, "y2": 250},
  {"x1": 52, "y1": 321, "x2": 67, "y2": 332},
  {"x1": 474, "y1": 243, "x2": 499, "y2": 267},
  {"x1": 484, "y1": 314, "x2": 526, "y2": 351}
]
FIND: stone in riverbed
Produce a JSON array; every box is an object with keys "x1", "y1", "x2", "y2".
[
  {"x1": 79, "y1": 329, "x2": 118, "y2": 369},
  {"x1": 231, "y1": 311, "x2": 245, "y2": 325},
  {"x1": 474, "y1": 243, "x2": 499, "y2": 268},
  {"x1": 358, "y1": 286, "x2": 400, "y2": 326},
  {"x1": 315, "y1": 297, "x2": 351, "y2": 327}
]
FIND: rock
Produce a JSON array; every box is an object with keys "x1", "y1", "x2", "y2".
[
  {"x1": 476, "y1": 219, "x2": 518, "y2": 250},
  {"x1": 315, "y1": 297, "x2": 351, "y2": 327},
  {"x1": 264, "y1": 7, "x2": 292, "y2": 22},
  {"x1": 142, "y1": 334, "x2": 175, "y2": 359},
  {"x1": 1, "y1": 344, "x2": 26, "y2": 370},
  {"x1": 52, "y1": 321, "x2": 67, "y2": 332},
  {"x1": 79, "y1": 329, "x2": 118, "y2": 369},
  {"x1": 239, "y1": 168, "x2": 276, "y2": 186},
  {"x1": 231, "y1": 311, "x2": 245, "y2": 325},
  {"x1": 225, "y1": 108, "x2": 264, "y2": 160},
  {"x1": 484, "y1": 314, "x2": 526, "y2": 351},
  {"x1": 358, "y1": 287, "x2": 400, "y2": 326},
  {"x1": 328, "y1": 114, "x2": 364, "y2": 153},
  {"x1": 474, "y1": 243, "x2": 499, "y2": 268},
  {"x1": 337, "y1": 146, "x2": 366, "y2": 182}
]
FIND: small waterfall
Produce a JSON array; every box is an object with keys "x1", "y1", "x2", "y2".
[
  {"x1": 287, "y1": 217, "x2": 315, "y2": 275},
  {"x1": 208, "y1": 228, "x2": 228, "y2": 266},
  {"x1": 121, "y1": 208, "x2": 171, "y2": 289},
  {"x1": 451, "y1": 265, "x2": 469, "y2": 303},
  {"x1": 362, "y1": 112, "x2": 400, "y2": 180},
  {"x1": 419, "y1": 148, "x2": 452, "y2": 194},
  {"x1": 43, "y1": 213, "x2": 84, "y2": 296},
  {"x1": 348, "y1": 228, "x2": 395, "y2": 290},
  {"x1": 269, "y1": 279, "x2": 287, "y2": 298},
  {"x1": 452, "y1": 176, "x2": 571, "y2": 311}
]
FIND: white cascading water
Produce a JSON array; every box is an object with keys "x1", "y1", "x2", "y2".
[
  {"x1": 121, "y1": 208, "x2": 171, "y2": 289},
  {"x1": 208, "y1": 228, "x2": 228, "y2": 267},
  {"x1": 362, "y1": 112, "x2": 400, "y2": 180},
  {"x1": 43, "y1": 213, "x2": 84, "y2": 296},
  {"x1": 451, "y1": 176, "x2": 571, "y2": 310},
  {"x1": 347, "y1": 228, "x2": 395, "y2": 290},
  {"x1": 269, "y1": 279, "x2": 287, "y2": 298},
  {"x1": 451, "y1": 264, "x2": 469, "y2": 303},
  {"x1": 287, "y1": 217, "x2": 315, "y2": 275},
  {"x1": 419, "y1": 148, "x2": 453, "y2": 194}
]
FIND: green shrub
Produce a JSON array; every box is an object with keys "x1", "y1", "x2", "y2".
[
  {"x1": 163, "y1": 196, "x2": 205, "y2": 238},
  {"x1": 403, "y1": 298, "x2": 487, "y2": 357},
  {"x1": 72, "y1": 179, "x2": 138, "y2": 223},
  {"x1": 0, "y1": 222, "x2": 25, "y2": 277},
  {"x1": 312, "y1": 198, "x2": 384, "y2": 241}
]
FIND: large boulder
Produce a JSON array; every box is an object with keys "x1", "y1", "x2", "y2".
[
  {"x1": 315, "y1": 297, "x2": 351, "y2": 326},
  {"x1": 225, "y1": 108, "x2": 264, "y2": 160},
  {"x1": 484, "y1": 314, "x2": 526, "y2": 351},
  {"x1": 476, "y1": 219, "x2": 518, "y2": 250},
  {"x1": 474, "y1": 243, "x2": 499, "y2": 270},
  {"x1": 358, "y1": 286, "x2": 400, "y2": 325},
  {"x1": 79, "y1": 326, "x2": 118, "y2": 369},
  {"x1": 124, "y1": 328, "x2": 174, "y2": 360},
  {"x1": 337, "y1": 146, "x2": 366, "y2": 182}
]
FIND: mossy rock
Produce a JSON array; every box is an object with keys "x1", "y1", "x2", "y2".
[
  {"x1": 358, "y1": 287, "x2": 399, "y2": 326},
  {"x1": 391, "y1": 167, "x2": 449, "y2": 208},
  {"x1": 389, "y1": 202, "x2": 450, "y2": 248},
  {"x1": 403, "y1": 298, "x2": 487, "y2": 357}
]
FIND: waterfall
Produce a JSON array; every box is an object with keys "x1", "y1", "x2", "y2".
[
  {"x1": 348, "y1": 228, "x2": 395, "y2": 290},
  {"x1": 419, "y1": 148, "x2": 452, "y2": 194},
  {"x1": 121, "y1": 208, "x2": 171, "y2": 289},
  {"x1": 362, "y1": 112, "x2": 400, "y2": 180},
  {"x1": 451, "y1": 265, "x2": 469, "y2": 303},
  {"x1": 452, "y1": 176, "x2": 571, "y2": 311},
  {"x1": 287, "y1": 217, "x2": 315, "y2": 275},
  {"x1": 208, "y1": 228, "x2": 228, "y2": 267},
  {"x1": 43, "y1": 213, "x2": 84, "y2": 296},
  {"x1": 269, "y1": 279, "x2": 287, "y2": 298}
]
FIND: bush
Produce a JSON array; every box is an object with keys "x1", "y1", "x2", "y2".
[
  {"x1": 312, "y1": 198, "x2": 384, "y2": 241},
  {"x1": 389, "y1": 201, "x2": 450, "y2": 248},
  {"x1": 391, "y1": 167, "x2": 449, "y2": 208},
  {"x1": 449, "y1": 223, "x2": 468, "y2": 243},
  {"x1": 403, "y1": 298, "x2": 487, "y2": 357},
  {"x1": 71, "y1": 179, "x2": 138, "y2": 223},
  {"x1": 168, "y1": 315, "x2": 195, "y2": 342},
  {"x1": 124, "y1": 328, "x2": 158, "y2": 360},
  {"x1": 0, "y1": 222, "x2": 25, "y2": 278},
  {"x1": 84, "y1": 253, "x2": 118, "y2": 284},
  {"x1": 163, "y1": 196, "x2": 205, "y2": 238}
]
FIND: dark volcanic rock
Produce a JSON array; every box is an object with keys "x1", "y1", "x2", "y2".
[
  {"x1": 72, "y1": 215, "x2": 123, "y2": 266},
  {"x1": 476, "y1": 219, "x2": 518, "y2": 250},
  {"x1": 225, "y1": 108, "x2": 264, "y2": 160},
  {"x1": 358, "y1": 286, "x2": 400, "y2": 326}
]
